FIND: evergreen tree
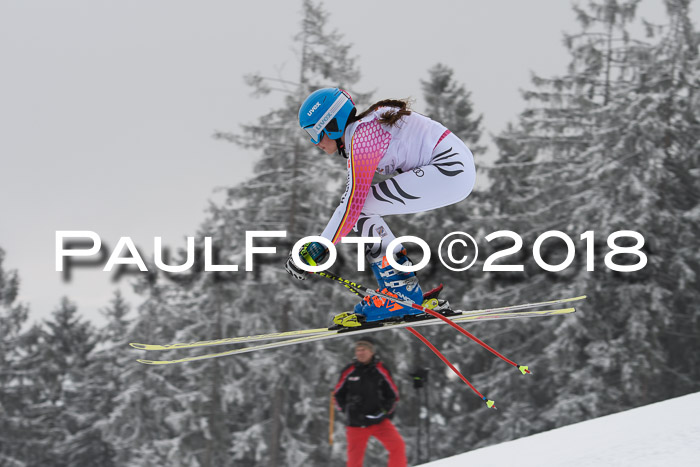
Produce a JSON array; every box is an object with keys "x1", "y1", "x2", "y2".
[
  {"x1": 649, "y1": 0, "x2": 700, "y2": 397},
  {"x1": 208, "y1": 1, "x2": 375, "y2": 464},
  {"x1": 75, "y1": 291, "x2": 132, "y2": 466},
  {"x1": 475, "y1": 0, "x2": 700, "y2": 450},
  {"x1": 98, "y1": 1, "x2": 371, "y2": 464},
  {"x1": 104, "y1": 274, "x2": 189, "y2": 466},
  {"x1": 144, "y1": 271, "x2": 238, "y2": 467},
  {"x1": 0, "y1": 247, "x2": 32, "y2": 466},
  {"x1": 421, "y1": 63, "x2": 487, "y2": 156},
  {"x1": 11, "y1": 297, "x2": 113, "y2": 466},
  {"x1": 53, "y1": 297, "x2": 118, "y2": 467}
]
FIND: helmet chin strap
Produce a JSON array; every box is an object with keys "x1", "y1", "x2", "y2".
[{"x1": 335, "y1": 139, "x2": 348, "y2": 159}]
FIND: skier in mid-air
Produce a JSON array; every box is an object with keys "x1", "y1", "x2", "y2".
[{"x1": 285, "y1": 88, "x2": 476, "y2": 327}]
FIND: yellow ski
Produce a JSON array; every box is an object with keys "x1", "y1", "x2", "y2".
[
  {"x1": 130, "y1": 326, "x2": 330, "y2": 351},
  {"x1": 135, "y1": 307, "x2": 577, "y2": 365},
  {"x1": 130, "y1": 295, "x2": 586, "y2": 352}
]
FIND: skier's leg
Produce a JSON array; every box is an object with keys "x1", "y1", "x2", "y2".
[
  {"x1": 372, "y1": 419, "x2": 408, "y2": 467},
  {"x1": 340, "y1": 133, "x2": 474, "y2": 323},
  {"x1": 346, "y1": 426, "x2": 372, "y2": 467},
  {"x1": 357, "y1": 132, "x2": 476, "y2": 260}
]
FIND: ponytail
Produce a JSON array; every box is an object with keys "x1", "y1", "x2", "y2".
[{"x1": 352, "y1": 99, "x2": 412, "y2": 127}]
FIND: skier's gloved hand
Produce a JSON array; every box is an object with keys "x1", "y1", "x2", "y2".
[
  {"x1": 284, "y1": 241, "x2": 329, "y2": 281},
  {"x1": 285, "y1": 252, "x2": 308, "y2": 280}
]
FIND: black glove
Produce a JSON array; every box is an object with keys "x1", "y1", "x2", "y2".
[
  {"x1": 284, "y1": 241, "x2": 329, "y2": 280},
  {"x1": 285, "y1": 252, "x2": 308, "y2": 280}
]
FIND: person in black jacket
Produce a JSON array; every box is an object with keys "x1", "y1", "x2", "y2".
[{"x1": 333, "y1": 338, "x2": 407, "y2": 467}]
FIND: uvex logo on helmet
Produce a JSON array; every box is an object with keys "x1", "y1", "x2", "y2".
[
  {"x1": 307, "y1": 102, "x2": 321, "y2": 117},
  {"x1": 314, "y1": 112, "x2": 333, "y2": 132}
]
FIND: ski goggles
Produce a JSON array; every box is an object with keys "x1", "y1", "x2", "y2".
[{"x1": 302, "y1": 91, "x2": 351, "y2": 144}]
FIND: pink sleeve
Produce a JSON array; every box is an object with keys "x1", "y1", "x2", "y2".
[{"x1": 320, "y1": 120, "x2": 392, "y2": 244}]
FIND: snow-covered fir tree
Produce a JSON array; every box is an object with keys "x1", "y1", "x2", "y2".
[
  {"x1": 203, "y1": 0, "x2": 377, "y2": 464},
  {"x1": 421, "y1": 63, "x2": 487, "y2": 157},
  {"x1": 104, "y1": 272, "x2": 196, "y2": 466},
  {"x1": 472, "y1": 0, "x2": 700, "y2": 449},
  {"x1": 18, "y1": 297, "x2": 112, "y2": 467},
  {"x1": 90, "y1": 291, "x2": 134, "y2": 466},
  {"x1": 0, "y1": 247, "x2": 33, "y2": 466}
]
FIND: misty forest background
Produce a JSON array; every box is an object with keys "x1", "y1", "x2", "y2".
[{"x1": 2, "y1": 0, "x2": 699, "y2": 466}]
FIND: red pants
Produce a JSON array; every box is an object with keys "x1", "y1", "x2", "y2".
[{"x1": 346, "y1": 419, "x2": 407, "y2": 467}]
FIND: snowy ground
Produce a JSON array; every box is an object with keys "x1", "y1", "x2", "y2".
[{"x1": 418, "y1": 391, "x2": 700, "y2": 467}]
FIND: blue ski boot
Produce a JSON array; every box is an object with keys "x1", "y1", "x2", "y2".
[{"x1": 334, "y1": 251, "x2": 424, "y2": 327}]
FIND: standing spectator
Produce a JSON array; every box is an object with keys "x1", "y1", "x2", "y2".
[{"x1": 333, "y1": 338, "x2": 407, "y2": 467}]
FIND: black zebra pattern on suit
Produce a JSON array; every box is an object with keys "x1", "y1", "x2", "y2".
[
  {"x1": 371, "y1": 178, "x2": 421, "y2": 205},
  {"x1": 354, "y1": 215, "x2": 383, "y2": 259},
  {"x1": 432, "y1": 147, "x2": 465, "y2": 177}
]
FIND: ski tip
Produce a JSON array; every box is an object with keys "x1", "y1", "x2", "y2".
[
  {"x1": 484, "y1": 398, "x2": 497, "y2": 410},
  {"x1": 518, "y1": 365, "x2": 531, "y2": 375},
  {"x1": 130, "y1": 343, "x2": 164, "y2": 351}
]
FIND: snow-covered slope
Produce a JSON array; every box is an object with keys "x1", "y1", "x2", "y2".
[{"x1": 419, "y1": 392, "x2": 700, "y2": 467}]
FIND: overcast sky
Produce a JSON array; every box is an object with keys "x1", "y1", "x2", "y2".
[{"x1": 0, "y1": 1, "x2": 682, "y2": 325}]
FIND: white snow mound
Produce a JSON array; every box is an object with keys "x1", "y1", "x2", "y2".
[{"x1": 418, "y1": 391, "x2": 700, "y2": 467}]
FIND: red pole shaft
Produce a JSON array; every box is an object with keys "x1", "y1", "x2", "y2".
[
  {"x1": 408, "y1": 303, "x2": 529, "y2": 374},
  {"x1": 406, "y1": 327, "x2": 484, "y2": 400}
]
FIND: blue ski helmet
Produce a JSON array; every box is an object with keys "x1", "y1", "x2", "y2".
[{"x1": 298, "y1": 88, "x2": 355, "y2": 144}]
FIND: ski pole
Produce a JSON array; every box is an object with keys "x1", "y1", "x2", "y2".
[
  {"x1": 313, "y1": 270, "x2": 530, "y2": 375},
  {"x1": 406, "y1": 327, "x2": 496, "y2": 410}
]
